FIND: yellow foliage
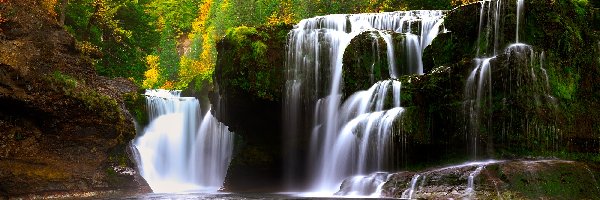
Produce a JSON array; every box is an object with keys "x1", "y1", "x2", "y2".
[
  {"x1": 42, "y1": 0, "x2": 58, "y2": 17},
  {"x1": 199, "y1": 26, "x2": 215, "y2": 74},
  {"x1": 451, "y1": 0, "x2": 478, "y2": 6},
  {"x1": 178, "y1": 56, "x2": 194, "y2": 79},
  {"x1": 189, "y1": 0, "x2": 214, "y2": 41},
  {"x1": 162, "y1": 81, "x2": 174, "y2": 89},
  {"x1": 142, "y1": 55, "x2": 160, "y2": 88},
  {"x1": 267, "y1": 0, "x2": 296, "y2": 25}
]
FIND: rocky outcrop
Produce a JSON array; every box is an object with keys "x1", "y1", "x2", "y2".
[
  {"x1": 420, "y1": 0, "x2": 600, "y2": 156},
  {"x1": 342, "y1": 31, "x2": 392, "y2": 97},
  {"x1": 380, "y1": 160, "x2": 600, "y2": 199},
  {"x1": 212, "y1": 24, "x2": 292, "y2": 191},
  {"x1": 0, "y1": 0, "x2": 149, "y2": 198}
]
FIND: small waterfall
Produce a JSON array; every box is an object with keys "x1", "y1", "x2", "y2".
[
  {"x1": 464, "y1": 165, "x2": 485, "y2": 198},
  {"x1": 134, "y1": 89, "x2": 234, "y2": 193},
  {"x1": 284, "y1": 10, "x2": 445, "y2": 192},
  {"x1": 464, "y1": 57, "x2": 493, "y2": 158},
  {"x1": 516, "y1": 0, "x2": 524, "y2": 43},
  {"x1": 335, "y1": 172, "x2": 391, "y2": 197},
  {"x1": 466, "y1": 0, "x2": 538, "y2": 157},
  {"x1": 401, "y1": 174, "x2": 421, "y2": 199}
]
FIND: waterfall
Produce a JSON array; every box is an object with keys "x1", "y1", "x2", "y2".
[
  {"x1": 134, "y1": 89, "x2": 234, "y2": 193},
  {"x1": 334, "y1": 172, "x2": 391, "y2": 197},
  {"x1": 465, "y1": 0, "x2": 513, "y2": 158},
  {"x1": 465, "y1": 0, "x2": 559, "y2": 160},
  {"x1": 284, "y1": 10, "x2": 445, "y2": 192},
  {"x1": 401, "y1": 174, "x2": 421, "y2": 199},
  {"x1": 464, "y1": 57, "x2": 493, "y2": 157},
  {"x1": 516, "y1": 0, "x2": 524, "y2": 43}
]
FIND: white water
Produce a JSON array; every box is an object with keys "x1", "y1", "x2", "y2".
[
  {"x1": 311, "y1": 80, "x2": 404, "y2": 192},
  {"x1": 335, "y1": 172, "x2": 391, "y2": 197},
  {"x1": 284, "y1": 10, "x2": 445, "y2": 193},
  {"x1": 465, "y1": 0, "x2": 517, "y2": 158},
  {"x1": 464, "y1": 57, "x2": 493, "y2": 157},
  {"x1": 516, "y1": 0, "x2": 524, "y2": 43},
  {"x1": 134, "y1": 89, "x2": 234, "y2": 193},
  {"x1": 464, "y1": 165, "x2": 485, "y2": 198},
  {"x1": 401, "y1": 174, "x2": 421, "y2": 199}
]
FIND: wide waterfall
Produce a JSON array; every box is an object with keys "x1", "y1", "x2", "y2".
[
  {"x1": 134, "y1": 89, "x2": 234, "y2": 193},
  {"x1": 284, "y1": 11, "x2": 445, "y2": 193}
]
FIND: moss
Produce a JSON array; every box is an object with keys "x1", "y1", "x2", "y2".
[
  {"x1": 76, "y1": 89, "x2": 122, "y2": 120},
  {"x1": 342, "y1": 31, "x2": 391, "y2": 96},
  {"x1": 507, "y1": 162, "x2": 598, "y2": 199},
  {"x1": 225, "y1": 26, "x2": 259, "y2": 45},
  {"x1": 251, "y1": 41, "x2": 268, "y2": 61},
  {"x1": 216, "y1": 23, "x2": 292, "y2": 102},
  {"x1": 123, "y1": 91, "x2": 148, "y2": 126},
  {"x1": 52, "y1": 71, "x2": 78, "y2": 90}
]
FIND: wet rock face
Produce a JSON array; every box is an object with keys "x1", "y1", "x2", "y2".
[
  {"x1": 342, "y1": 31, "x2": 391, "y2": 97},
  {"x1": 0, "y1": 0, "x2": 148, "y2": 197},
  {"x1": 381, "y1": 160, "x2": 600, "y2": 199},
  {"x1": 213, "y1": 24, "x2": 292, "y2": 192}
]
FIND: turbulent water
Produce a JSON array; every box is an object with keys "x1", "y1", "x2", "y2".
[
  {"x1": 134, "y1": 90, "x2": 234, "y2": 193},
  {"x1": 283, "y1": 10, "x2": 445, "y2": 192}
]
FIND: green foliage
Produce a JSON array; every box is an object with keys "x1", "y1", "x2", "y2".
[
  {"x1": 572, "y1": 0, "x2": 589, "y2": 16},
  {"x1": 251, "y1": 41, "x2": 268, "y2": 61},
  {"x1": 226, "y1": 26, "x2": 259, "y2": 44},
  {"x1": 62, "y1": 0, "x2": 457, "y2": 91},
  {"x1": 52, "y1": 71, "x2": 78, "y2": 90},
  {"x1": 146, "y1": 0, "x2": 200, "y2": 33},
  {"x1": 157, "y1": 24, "x2": 180, "y2": 80},
  {"x1": 63, "y1": 0, "x2": 160, "y2": 82},
  {"x1": 402, "y1": 0, "x2": 452, "y2": 10}
]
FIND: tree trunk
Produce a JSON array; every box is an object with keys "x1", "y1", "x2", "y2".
[{"x1": 59, "y1": 0, "x2": 68, "y2": 26}]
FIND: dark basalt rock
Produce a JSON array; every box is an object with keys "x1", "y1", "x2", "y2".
[
  {"x1": 0, "y1": 0, "x2": 149, "y2": 198},
  {"x1": 212, "y1": 23, "x2": 292, "y2": 192},
  {"x1": 342, "y1": 31, "x2": 391, "y2": 98}
]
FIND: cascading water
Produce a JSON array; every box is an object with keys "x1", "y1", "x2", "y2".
[
  {"x1": 516, "y1": 0, "x2": 524, "y2": 43},
  {"x1": 465, "y1": 0, "x2": 558, "y2": 160},
  {"x1": 312, "y1": 80, "x2": 404, "y2": 192},
  {"x1": 464, "y1": 57, "x2": 493, "y2": 157},
  {"x1": 464, "y1": 165, "x2": 485, "y2": 198},
  {"x1": 284, "y1": 11, "x2": 445, "y2": 193},
  {"x1": 334, "y1": 172, "x2": 391, "y2": 197},
  {"x1": 134, "y1": 89, "x2": 234, "y2": 193},
  {"x1": 401, "y1": 174, "x2": 421, "y2": 199}
]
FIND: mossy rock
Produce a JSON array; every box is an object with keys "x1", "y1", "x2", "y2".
[
  {"x1": 215, "y1": 23, "x2": 292, "y2": 102},
  {"x1": 123, "y1": 91, "x2": 148, "y2": 127},
  {"x1": 342, "y1": 31, "x2": 392, "y2": 97},
  {"x1": 214, "y1": 23, "x2": 293, "y2": 192}
]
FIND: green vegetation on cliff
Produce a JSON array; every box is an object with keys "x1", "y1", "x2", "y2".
[{"x1": 53, "y1": 0, "x2": 467, "y2": 93}]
